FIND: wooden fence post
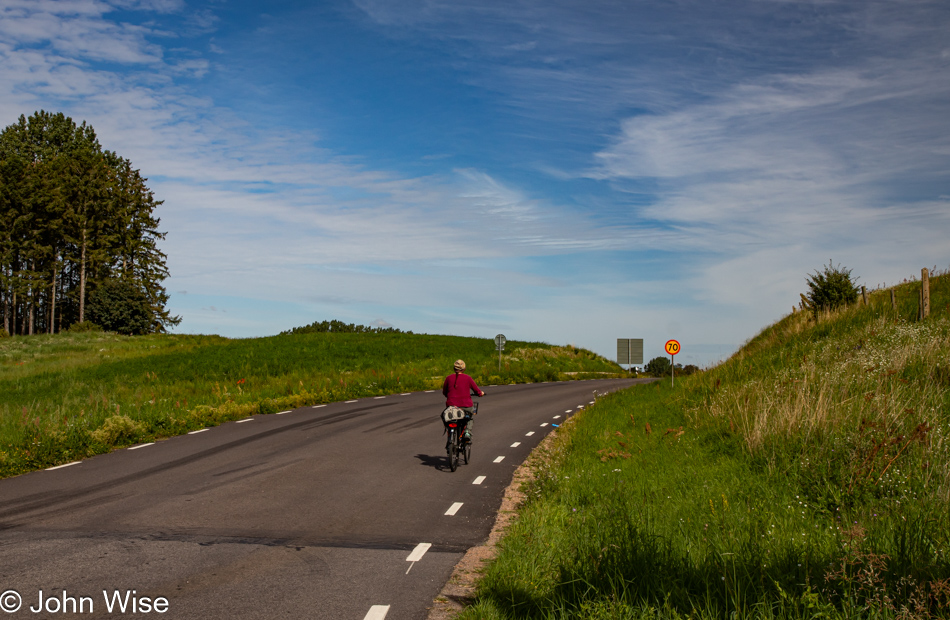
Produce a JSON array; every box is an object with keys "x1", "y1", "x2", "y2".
[
  {"x1": 890, "y1": 289, "x2": 896, "y2": 311},
  {"x1": 922, "y1": 268, "x2": 930, "y2": 319},
  {"x1": 861, "y1": 286, "x2": 868, "y2": 305}
]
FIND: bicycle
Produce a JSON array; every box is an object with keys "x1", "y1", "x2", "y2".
[{"x1": 441, "y1": 401, "x2": 477, "y2": 472}]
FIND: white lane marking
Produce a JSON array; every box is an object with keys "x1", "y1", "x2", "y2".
[
  {"x1": 445, "y1": 502, "x2": 464, "y2": 516},
  {"x1": 236, "y1": 418, "x2": 253, "y2": 423},
  {"x1": 589, "y1": 400, "x2": 595, "y2": 404},
  {"x1": 363, "y1": 606, "x2": 390, "y2": 620},
  {"x1": 401, "y1": 393, "x2": 411, "y2": 396},
  {"x1": 553, "y1": 415, "x2": 561, "y2": 419},
  {"x1": 128, "y1": 443, "x2": 155, "y2": 450},
  {"x1": 525, "y1": 431, "x2": 535, "y2": 436},
  {"x1": 188, "y1": 429, "x2": 208, "y2": 435},
  {"x1": 312, "y1": 404, "x2": 327, "y2": 409},
  {"x1": 473, "y1": 476, "x2": 486, "y2": 485},
  {"x1": 345, "y1": 400, "x2": 358, "y2": 403},
  {"x1": 576, "y1": 405, "x2": 585, "y2": 409},
  {"x1": 276, "y1": 410, "x2": 291, "y2": 415},
  {"x1": 493, "y1": 456, "x2": 505, "y2": 463},
  {"x1": 424, "y1": 390, "x2": 435, "y2": 393},
  {"x1": 510, "y1": 442, "x2": 521, "y2": 448},
  {"x1": 47, "y1": 461, "x2": 80, "y2": 471},
  {"x1": 540, "y1": 423, "x2": 549, "y2": 427},
  {"x1": 374, "y1": 396, "x2": 386, "y2": 399},
  {"x1": 406, "y1": 542, "x2": 432, "y2": 562},
  {"x1": 565, "y1": 409, "x2": 572, "y2": 413}
]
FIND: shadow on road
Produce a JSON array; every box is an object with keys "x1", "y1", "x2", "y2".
[{"x1": 414, "y1": 453, "x2": 452, "y2": 471}]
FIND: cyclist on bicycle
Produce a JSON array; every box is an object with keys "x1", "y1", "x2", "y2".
[{"x1": 442, "y1": 359, "x2": 484, "y2": 452}]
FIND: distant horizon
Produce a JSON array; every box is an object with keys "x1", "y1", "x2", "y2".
[{"x1": 2, "y1": 0, "x2": 947, "y2": 370}]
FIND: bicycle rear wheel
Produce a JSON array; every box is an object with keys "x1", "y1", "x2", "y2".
[
  {"x1": 449, "y1": 432, "x2": 459, "y2": 472},
  {"x1": 463, "y1": 441, "x2": 471, "y2": 465}
]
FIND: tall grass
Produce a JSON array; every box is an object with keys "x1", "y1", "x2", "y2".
[
  {"x1": 0, "y1": 331, "x2": 621, "y2": 477},
  {"x1": 462, "y1": 272, "x2": 950, "y2": 619}
]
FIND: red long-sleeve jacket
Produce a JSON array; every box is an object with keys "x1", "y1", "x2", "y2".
[{"x1": 442, "y1": 372, "x2": 482, "y2": 407}]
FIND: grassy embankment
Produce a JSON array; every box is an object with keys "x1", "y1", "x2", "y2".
[
  {"x1": 0, "y1": 331, "x2": 621, "y2": 478},
  {"x1": 461, "y1": 272, "x2": 950, "y2": 619}
]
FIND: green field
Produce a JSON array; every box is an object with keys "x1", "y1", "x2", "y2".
[
  {"x1": 0, "y1": 330, "x2": 622, "y2": 478},
  {"x1": 461, "y1": 274, "x2": 950, "y2": 619}
]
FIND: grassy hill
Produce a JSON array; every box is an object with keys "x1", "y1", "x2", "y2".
[
  {"x1": 0, "y1": 330, "x2": 622, "y2": 478},
  {"x1": 461, "y1": 272, "x2": 950, "y2": 619}
]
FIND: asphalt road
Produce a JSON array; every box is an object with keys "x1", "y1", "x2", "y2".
[{"x1": 0, "y1": 378, "x2": 648, "y2": 619}]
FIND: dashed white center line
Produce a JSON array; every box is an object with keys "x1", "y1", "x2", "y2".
[
  {"x1": 128, "y1": 442, "x2": 155, "y2": 450},
  {"x1": 576, "y1": 405, "x2": 585, "y2": 409},
  {"x1": 312, "y1": 404, "x2": 327, "y2": 409},
  {"x1": 374, "y1": 396, "x2": 386, "y2": 399},
  {"x1": 510, "y1": 442, "x2": 521, "y2": 448},
  {"x1": 565, "y1": 409, "x2": 572, "y2": 413},
  {"x1": 188, "y1": 429, "x2": 208, "y2": 435},
  {"x1": 236, "y1": 418, "x2": 253, "y2": 423},
  {"x1": 424, "y1": 390, "x2": 435, "y2": 393},
  {"x1": 473, "y1": 476, "x2": 486, "y2": 485},
  {"x1": 276, "y1": 410, "x2": 291, "y2": 415},
  {"x1": 445, "y1": 502, "x2": 464, "y2": 516},
  {"x1": 406, "y1": 542, "x2": 431, "y2": 562},
  {"x1": 589, "y1": 400, "x2": 595, "y2": 404},
  {"x1": 493, "y1": 456, "x2": 505, "y2": 463},
  {"x1": 401, "y1": 393, "x2": 411, "y2": 396},
  {"x1": 553, "y1": 415, "x2": 561, "y2": 419},
  {"x1": 540, "y1": 423, "x2": 549, "y2": 427},
  {"x1": 47, "y1": 461, "x2": 80, "y2": 471},
  {"x1": 363, "y1": 605, "x2": 390, "y2": 620},
  {"x1": 345, "y1": 400, "x2": 358, "y2": 403},
  {"x1": 525, "y1": 431, "x2": 535, "y2": 436}
]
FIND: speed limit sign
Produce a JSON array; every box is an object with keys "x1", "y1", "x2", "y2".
[{"x1": 665, "y1": 340, "x2": 681, "y2": 356}]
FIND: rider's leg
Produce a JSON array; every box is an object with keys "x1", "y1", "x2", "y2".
[{"x1": 461, "y1": 407, "x2": 475, "y2": 439}]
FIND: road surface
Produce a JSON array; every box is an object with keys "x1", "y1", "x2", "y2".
[{"x1": 0, "y1": 378, "x2": 649, "y2": 619}]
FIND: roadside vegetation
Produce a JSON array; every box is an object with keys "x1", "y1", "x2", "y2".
[
  {"x1": 0, "y1": 327, "x2": 621, "y2": 478},
  {"x1": 461, "y1": 270, "x2": 950, "y2": 619}
]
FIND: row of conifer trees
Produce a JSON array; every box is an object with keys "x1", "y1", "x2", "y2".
[{"x1": 0, "y1": 111, "x2": 178, "y2": 336}]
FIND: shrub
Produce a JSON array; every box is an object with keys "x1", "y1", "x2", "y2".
[
  {"x1": 90, "y1": 415, "x2": 144, "y2": 446},
  {"x1": 805, "y1": 260, "x2": 859, "y2": 312},
  {"x1": 0, "y1": 327, "x2": 9, "y2": 338},
  {"x1": 87, "y1": 279, "x2": 152, "y2": 335},
  {"x1": 645, "y1": 356, "x2": 671, "y2": 376},
  {"x1": 68, "y1": 320, "x2": 102, "y2": 333}
]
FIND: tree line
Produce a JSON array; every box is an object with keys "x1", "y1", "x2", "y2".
[
  {"x1": 0, "y1": 111, "x2": 178, "y2": 336},
  {"x1": 280, "y1": 319, "x2": 408, "y2": 336}
]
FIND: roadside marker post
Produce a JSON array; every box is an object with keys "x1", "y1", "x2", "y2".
[
  {"x1": 495, "y1": 334, "x2": 506, "y2": 372},
  {"x1": 665, "y1": 339, "x2": 681, "y2": 386}
]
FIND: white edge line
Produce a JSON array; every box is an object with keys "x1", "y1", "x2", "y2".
[
  {"x1": 374, "y1": 396, "x2": 386, "y2": 399},
  {"x1": 445, "y1": 502, "x2": 464, "y2": 516},
  {"x1": 493, "y1": 456, "x2": 505, "y2": 463},
  {"x1": 525, "y1": 431, "x2": 535, "y2": 436},
  {"x1": 510, "y1": 442, "x2": 521, "y2": 448},
  {"x1": 128, "y1": 442, "x2": 155, "y2": 450},
  {"x1": 424, "y1": 390, "x2": 435, "y2": 393},
  {"x1": 540, "y1": 423, "x2": 549, "y2": 427},
  {"x1": 406, "y1": 542, "x2": 432, "y2": 562},
  {"x1": 473, "y1": 476, "x2": 486, "y2": 485},
  {"x1": 188, "y1": 429, "x2": 208, "y2": 435},
  {"x1": 363, "y1": 605, "x2": 390, "y2": 620},
  {"x1": 400, "y1": 393, "x2": 411, "y2": 396},
  {"x1": 553, "y1": 415, "x2": 561, "y2": 419},
  {"x1": 236, "y1": 418, "x2": 253, "y2": 423},
  {"x1": 312, "y1": 404, "x2": 327, "y2": 409},
  {"x1": 345, "y1": 400, "x2": 358, "y2": 403},
  {"x1": 276, "y1": 410, "x2": 291, "y2": 415},
  {"x1": 47, "y1": 461, "x2": 80, "y2": 471}
]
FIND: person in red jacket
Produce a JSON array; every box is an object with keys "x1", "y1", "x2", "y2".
[{"x1": 442, "y1": 359, "x2": 484, "y2": 449}]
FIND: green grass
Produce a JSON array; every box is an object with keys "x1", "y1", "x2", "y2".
[
  {"x1": 462, "y1": 273, "x2": 950, "y2": 619},
  {"x1": 0, "y1": 330, "x2": 622, "y2": 477}
]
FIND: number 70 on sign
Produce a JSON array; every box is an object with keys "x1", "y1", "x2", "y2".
[{"x1": 665, "y1": 340, "x2": 681, "y2": 355}]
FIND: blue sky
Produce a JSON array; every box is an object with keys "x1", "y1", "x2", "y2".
[{"x1": 2, "y1": 0, "x2": 948, "y2": 366}]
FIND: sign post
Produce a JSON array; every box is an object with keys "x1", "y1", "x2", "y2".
[
  {"x1": 665, "y1": 339, "x2": 681, "y2": 386},
  {"x1": 616, "y1": 338, "x2": 644, "y2": 369},
  {"x1": 494, "y1": 334, "x2": 506, "y2": 372}
]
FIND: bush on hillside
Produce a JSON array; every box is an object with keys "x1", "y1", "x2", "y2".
[
  {"x1": 0, "y1": 327, "x2": 9, "y2": 338},
  {"x1": 280, "y1": 319, "x2": 408, "y2": 335},
  {"x1": 645, "y1": 356, "x2": 671, "y2": 376},
  {"x1": 87, "y1": 279, "x2": 153, "y2": 335},
  {"x1": 68, "y1": 321, "x2": 102, "y2": 333},
  {"x1": 805, "y1": 260, "x2": 859, "y2": 312}
]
